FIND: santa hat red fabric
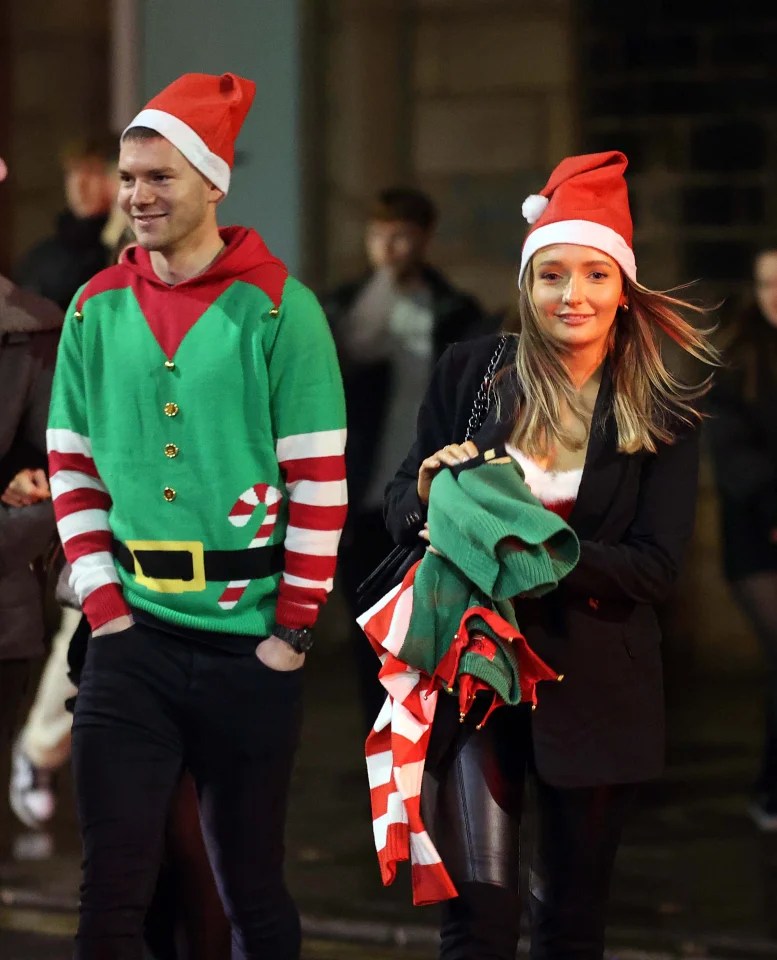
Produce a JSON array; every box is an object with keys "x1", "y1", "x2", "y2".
[
  {"x1": 123, "y1": 72, "x2": 256, "y2": 195},
  {"x1": 518, "y1": 151, "x2": 636, "y2": 284}
]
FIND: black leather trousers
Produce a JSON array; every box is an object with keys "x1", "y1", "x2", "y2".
[{"x1": 422, "y1": 694, "x2": 638, "y2": 960}]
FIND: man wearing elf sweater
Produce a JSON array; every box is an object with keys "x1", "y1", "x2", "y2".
[{"x1": 47, "y1": 72, "x2": 346, "y2": 960}]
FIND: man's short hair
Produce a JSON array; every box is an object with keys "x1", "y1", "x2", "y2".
[
  {"x1": 121, "y1": 125, "x2": 164, "y2": 144},
  {"x1": 368, "y1": 187, "x2": 437, "y2": 231},
  {"x1": 59, "y1": 133, "x2": 118, "y2": 168}
]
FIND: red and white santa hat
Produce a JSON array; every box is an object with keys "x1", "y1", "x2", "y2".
[
  {"x1": 123, "y1": 72, "x2": 256, "y2": 195},
  {"x1": 518, "y1": 150, "x2": 636, "y2": 284}
]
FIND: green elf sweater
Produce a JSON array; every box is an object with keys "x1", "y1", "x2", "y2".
[{"x1": 47, "y1": 226, "x2": 347, "y2": 637}]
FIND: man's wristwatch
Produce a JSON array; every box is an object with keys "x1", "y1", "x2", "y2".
[{"x1": 273, "y1": 624, "x2": 314, "y2": 654}]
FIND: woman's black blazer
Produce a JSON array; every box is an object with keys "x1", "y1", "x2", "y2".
[{"x1": 384, "y1": 334, "x2": 701, "y2": 787}]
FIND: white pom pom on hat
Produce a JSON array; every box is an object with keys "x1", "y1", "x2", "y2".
[
  {"x1": 522, "y1": 194, "x2": 549, "y2": 224},
  {"x1": 518, "y1": 151, "x2": 637, "y2": 284}
]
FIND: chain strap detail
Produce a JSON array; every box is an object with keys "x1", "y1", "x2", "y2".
[{"x1": 464, "y1": 334, "x2": 509, "y2": 441}]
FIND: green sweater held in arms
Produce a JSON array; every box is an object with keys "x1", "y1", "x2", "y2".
[{"x1": 399, "y1": 449, "x2": 580, "y2": 711}]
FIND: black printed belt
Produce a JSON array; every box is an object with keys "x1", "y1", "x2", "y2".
[{"x1": 113, "y1": 537, "x2": 283, "y2": 591}]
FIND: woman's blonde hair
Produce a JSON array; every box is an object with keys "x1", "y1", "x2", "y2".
[{"x1": 507, "y1": 258, "x2": 720, "y2": 456}]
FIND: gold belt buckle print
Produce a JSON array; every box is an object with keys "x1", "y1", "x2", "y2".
[{"x1": 124, "y1": 540, "x2": 207, "y2": 594}]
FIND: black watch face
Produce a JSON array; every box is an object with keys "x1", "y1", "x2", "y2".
[
  {"x1": 279, "y1": 627, "x2": 313, "y2": 653},
  {"x1": 294, "y1": 631, "x2": 314, "y2": 653}
]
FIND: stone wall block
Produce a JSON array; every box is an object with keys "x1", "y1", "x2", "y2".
[
  {"x1": 708, "y1": 26, "x2": 777, "y2": 66},
  {"x1": 326, "y1": 14, "x2": 409, "y2": 197},
  {"x1": 324, "y1": 195, "x2": 369, "y2": 280},
  {"x1": 418, "y1": 171, "x2": 534, "y2": 266},
  {"x1": 414, "y1": 96, "x2": 546, "y2": 175},
  {"x1": 690, "y1": 121, "x2": 768, "y2": 172},
  {"x1": 414, "y1": 16, "x2": 446, "y2": 95},
  {"x1": 416, "y1": 16, "x2": 571, "y2": 94},
  {"x1": 438, "y1": 260, "x2": 517, "y2": 316},
  {"x1": 12, "y1": 0, "x2": 108, "y2": 36},
  {"x1": 682, "y1": 185, "x2": 765, "y2": 227}
]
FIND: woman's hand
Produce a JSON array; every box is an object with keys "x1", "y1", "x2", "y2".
[{"x1": 417, "y1": 441, "x2": 478, "y2": 504}]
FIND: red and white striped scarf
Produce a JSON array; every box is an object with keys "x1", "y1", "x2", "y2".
[
  {"x1": 358, "y1": 557, "x2": 563, "y2": 905},
  {"x1": 358, "y1": 559, "x2": 459, "y2": 905}
]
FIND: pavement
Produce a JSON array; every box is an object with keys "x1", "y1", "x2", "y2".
[{"x1": 1, "y1": 592, "x2": 776, "y2": 959}]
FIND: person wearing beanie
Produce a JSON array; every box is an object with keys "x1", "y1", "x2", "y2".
[
  {"x1": 47, "y1": 72, "x2": 346, "y2": 960},
  {"x1": 381, "y1": 150, "x2": 719, "y2": 959}
]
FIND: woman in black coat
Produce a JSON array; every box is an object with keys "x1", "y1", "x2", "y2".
[
  {"x1": 705, "y1": 242, "x2": 777, "y2": 831},
  {"x1": 382, "y1": 152, "x2": 718, "y2": 960}
]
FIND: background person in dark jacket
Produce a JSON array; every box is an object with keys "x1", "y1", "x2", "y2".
[
  {"x1": 15, "y1": 133, "x2": 118, "y2": 310},
  {"x1": 5, "y1": 133, "x2": 121, "y2": 831},
  {"x1": 322, "y1": 186, "x2": 490, "y2": 731},
  {"x1": 705, "y1": 241, "x2": 777, "y2": 831},
  {"x1": 0, "y1": 152, "x2": 64, "y2": 749}
]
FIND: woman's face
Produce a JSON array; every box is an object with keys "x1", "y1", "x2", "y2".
[
  {"x1": 754, "y1": 250, "x2": 777, "y2": 330},
  {"x1": 530, "y1": 244, "x2": 625, "y2": 355}
]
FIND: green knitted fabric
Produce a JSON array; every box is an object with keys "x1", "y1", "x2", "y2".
[
  {"x1": 398, "y1": 456, "x2": 579, "y2": 699},
  {"x1": 401, "y1": 553, "x2": 524, "y2": 702},
  {"x1": 430, "y1": 459, "x2": 579, "y2": 598},
  {"x1": 455, "y1": 607, "x2": 525, "y2": 704}
]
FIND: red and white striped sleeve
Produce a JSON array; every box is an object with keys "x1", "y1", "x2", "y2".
[
  {"x1": 275, "y1": 428, "x2": 347, "y2": 629},
  {"x1": 47, "y1": 298, "x2": 129, "y2": 631},
  {"x1": 47, "y1": 428, "x2": 129, "y2": 629}
]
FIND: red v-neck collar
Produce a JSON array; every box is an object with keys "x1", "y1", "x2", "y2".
[
  {"x1": 127, "y1": 273, "x2": 233, "y2": 358},
  {"x1": 116, "y1": 226, "x2": 288, "y2": 358}
]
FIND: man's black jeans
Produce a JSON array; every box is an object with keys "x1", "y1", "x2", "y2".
[{"x1": 71, "y1": 618, "x2": 303, "y2": 960}]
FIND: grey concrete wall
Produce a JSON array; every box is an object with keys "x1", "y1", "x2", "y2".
[{"x1": 141, "y1": 0, "x2": 303, "y2": 272}]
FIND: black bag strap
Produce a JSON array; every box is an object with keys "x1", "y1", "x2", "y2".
[
  {"x1": 464, "y1": 334, "x2": 509, "y2": 441},
  {"x1": 355, "y1": 335, "x2": 510, "y2": 613}
]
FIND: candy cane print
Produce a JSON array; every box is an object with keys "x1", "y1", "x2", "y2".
[{"x1": 218, "y1": 483, "x2": 282, "y2": 610}]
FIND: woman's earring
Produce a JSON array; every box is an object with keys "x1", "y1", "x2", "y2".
[{"x1": 621, "y1": 302, "x2": 629, "y2": 312}]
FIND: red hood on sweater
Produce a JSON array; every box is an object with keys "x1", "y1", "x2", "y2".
[
  {"x1": 119, "y1": 225, "x2": 287, "y2": 289},
  {"x1": 88, "y1": 225, "x2": 290, "y2": 358}
]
